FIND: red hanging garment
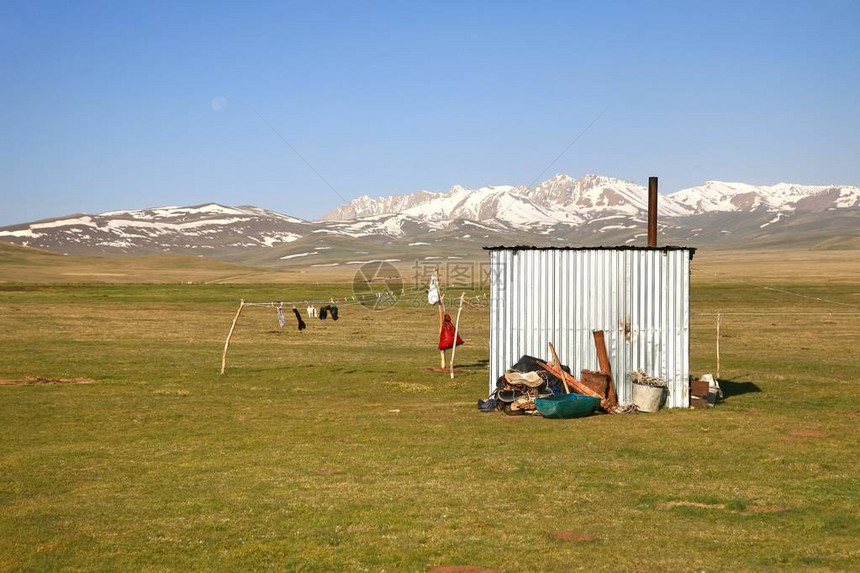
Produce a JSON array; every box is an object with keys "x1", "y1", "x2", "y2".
[{"x1": 438, "y1": 313, "x2": 464, "y2": 350}]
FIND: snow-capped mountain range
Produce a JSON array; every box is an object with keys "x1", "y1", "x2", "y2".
[
  {"x1": 0, "y1": 204, "x2": 307, "y2": 255},
  {"x1": 1, "y1": 174, "x2": 858, "y2": 262},
  {"x1": 325, "y1": 174, "x2": 860, "y2": 224}
]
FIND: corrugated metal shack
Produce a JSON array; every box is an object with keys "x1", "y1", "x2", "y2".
[{"x1": 485, "y1": 246, "x2": 696, "y2": 408}]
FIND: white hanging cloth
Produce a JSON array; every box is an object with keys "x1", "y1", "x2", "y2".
[{"x1": 428, "y1": 273, "x2": 440, "y2": 305}]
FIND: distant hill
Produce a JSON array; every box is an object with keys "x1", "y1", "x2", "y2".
[
  {"x1": 0, "y1": 241, "x2": 290, "y2": 284},
  {"x1": 1, "y1": 174, "x2": 857, "y2": 269}
]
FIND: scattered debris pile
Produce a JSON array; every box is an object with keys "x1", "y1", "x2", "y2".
[
  {"x1": 477, "y1": 330, "x2": 724, "y2": 415},
  {"x1": 478, "y1": 333, "x2": 628, "y2": 418},
  {"x1": 477, "y1": 355, "x2": 562, "y2": 415}
]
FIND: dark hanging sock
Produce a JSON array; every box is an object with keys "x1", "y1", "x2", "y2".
[
  {"x1": 330, "y1": 305, "x2": 339, "y2": 321},
  {"x1": 292, "y1": 308, "x2": 306, "y2": 331},
  {"x1": 319, "y1": 306, "x2": 328, "y2": 320}
]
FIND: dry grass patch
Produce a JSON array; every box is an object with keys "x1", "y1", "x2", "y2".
[
  {"x1": 786, "y1": 429, "x2": 827, "y2": 438},
  {"x1": 663, "y1": 500, "x2": 727, "y2": 510},
  {"x1": 427, "y1": 567, "x2": 499, "y2": 573},
  {"x1": 548, "y1": 530, "x2": 597, "y2": 542},
  {"x1": 747, "y1": 505, "x2": 786, "y2": 514},
  {"x1": 0, "y1": 377, "x2": 93, "y2": 386}
]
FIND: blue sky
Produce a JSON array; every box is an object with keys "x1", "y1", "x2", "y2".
[{"x1": 1, "y1": 0, "x2": 858, "y2": 225}]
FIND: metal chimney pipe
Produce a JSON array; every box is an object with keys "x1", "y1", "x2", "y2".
[{"x1": 647, "y1": 176, "x2": 658, "y2": 247}]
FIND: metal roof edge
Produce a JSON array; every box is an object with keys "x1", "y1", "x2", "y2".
[{"x1": 482, "y1": 245, "x2": 697, "y2": 255}]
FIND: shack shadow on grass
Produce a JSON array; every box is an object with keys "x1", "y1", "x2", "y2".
[{"x1": 717, "y1": 378, "x2": 762, "y2": 399}]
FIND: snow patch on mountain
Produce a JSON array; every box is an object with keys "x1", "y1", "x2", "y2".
[
  {"x1": 671, "y1": 181, "x2": 860, "y2": 214},
  {"x1": 760, "y1": 213, "x2": 786, "y2": 228},
  {"x1": 31, "y1": 216, "x2": 95, "y2": 230},
  {"x1": 323, "y1": 191, "x2": 442, "y2": 220},
  {"x1": 280, "y1": 251, "x2": 317, "y2": 259},
  {"x1": 835, "y1": 186, "x2": 860, "y2": 208},
  {"x1": 529, "y1": 174, "x2": 689, "y2": 217}
]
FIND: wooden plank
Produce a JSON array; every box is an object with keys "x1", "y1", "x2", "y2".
[
  {"x1": 449, "y1": 293, "x2": 466, "y2": 379},
  {"x1": 592, "y1": 329, "x2": 618, "y2": 407},
  {"x1": 548, "y1": 342, "x2": 570, "y2": 394}
]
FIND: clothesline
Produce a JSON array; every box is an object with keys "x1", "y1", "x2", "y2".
[
  {"x1": 241, "y1": 284, "x2": 488, "y2": 309},
  {"x1": 245, "y1": 299, "x2": 372, "y2": 308},
  {"x1": 241, "y1": 283, "x2": 425, "y2": 307},
  {"x1": 220, "y1": 274, "x2": 482, "y2": 375}
]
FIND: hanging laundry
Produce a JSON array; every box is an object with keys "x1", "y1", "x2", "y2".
[
  {"x1": 276, "y1": 307, "x2": 286, "y2": 328},
  {"x1": 319, "y1": 306, "x2": 328, "y2": 320},
  {"x1": 292, "y1": 308, "x2": 306, "y2": 331},
  {"x1": 438, "y1": 313, "x2": 464, "y2": 350},
  {"x1": 428, "y1": 273, "x2": 440, "y2": 305},
  {"x1": 330, "y1": 305, "x2": 339, "y2": 321},
  {"x1": 306, "y1": 305, "x2": 317, "y2": 318}
]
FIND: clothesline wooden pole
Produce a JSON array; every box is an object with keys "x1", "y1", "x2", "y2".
[
  {"x1": 220, "y1": 299, "x2": 245, "y2": 375},
  {"x1": 716, "y1": 311, "x2": 722, "y2": 379},
  {"x1": 449, "y1": 292, "x2": 466, "y2": 379},
  {"x1": 438, "y1": 293, "x2": 447, "y2": 368}
]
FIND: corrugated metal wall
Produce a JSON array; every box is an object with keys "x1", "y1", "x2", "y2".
[{"x1": 488, "y1": 248, "x2": 692, "y2": 408}]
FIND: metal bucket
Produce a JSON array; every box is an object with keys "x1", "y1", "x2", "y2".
[{"x1": 632, "y1": 383, "x2": 666, "y2": 413}]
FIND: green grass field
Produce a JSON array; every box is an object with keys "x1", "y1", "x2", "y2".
[{"x1": 1, "y1": 249, "x2": 858, "y2": 571}]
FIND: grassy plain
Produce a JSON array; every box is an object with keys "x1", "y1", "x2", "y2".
[{"x1": 0, "y1": 247, "x2": 858, "y2": 571}]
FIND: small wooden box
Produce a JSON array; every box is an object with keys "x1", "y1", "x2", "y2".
[
  {"x1": 690, "y1": 378, "x2": 710, "y2": 399},
  {"x1": 580, "y1": 369, "x2": 610, "y2": 398}
]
